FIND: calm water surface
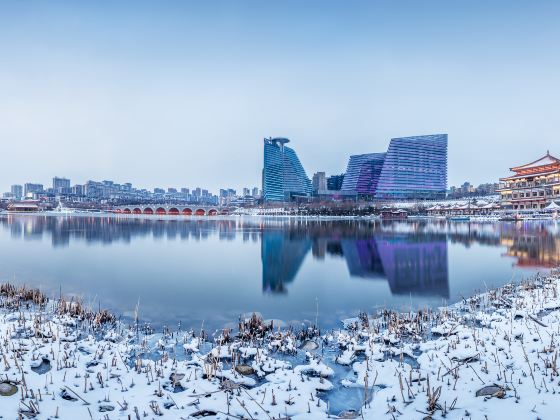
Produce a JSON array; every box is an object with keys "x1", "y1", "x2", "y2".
[{"x1": 0, "y1": 214, "x2": 558, "y2": 330}]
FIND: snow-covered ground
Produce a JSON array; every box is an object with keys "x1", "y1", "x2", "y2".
[{"x1": 1, "y1": 269, "x2": 560, "y2": 419}]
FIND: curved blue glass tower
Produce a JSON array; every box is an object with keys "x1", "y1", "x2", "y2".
[
  {"x1": 263, "y1": 137, "x2": 312, "y2": 202},
  {"x1": 341, "y1": 153, "x2": 386, "y2": 197},
  {"x1": 375, "y1": 134, "x2": 447, "y2": 200}
]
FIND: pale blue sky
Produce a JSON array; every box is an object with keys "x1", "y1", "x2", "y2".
[{"x1": 1, "y1": 1, "x2": 559, "y2": 193}]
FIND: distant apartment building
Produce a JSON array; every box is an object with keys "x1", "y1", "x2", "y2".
[
  {"x1": 52, "y1": 177, "x2": 71, "y2": 193},
  {"x1": 312, "y1": 172, "x2": 327, "y2": 193},
  {"x1": 262, "y1": 137, "x2": 312, "y2": 202},
  {"x1": 448, "y1": 181, "x2": 498, "y2": 198},
  {"x1": 477, "y1": 183, "x2": 499, "y2": 196},
  {"x1": 71, "y1": 184, "x2": 84, "y2": 196},
  {"x1": 10, "y1": 184, "x2": 23, "y2": 200},
  {"x1": 341, "y1": 153, "x2": 386, "y2": 198},
  {"x1": 24, "y1": 183, "x2": 44, "y2": 198},
  {"x1": 252, "y1": 187, "x2": 260, "y2": 197},
  {"x1": 498, "y1": 152, "x2": 560, "y2": 210}
]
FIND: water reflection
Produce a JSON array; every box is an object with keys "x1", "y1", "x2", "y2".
[
  {"x1": 262, "y1": 227, "x2": 450, "y2": 298},
  {"x1": 0, "y1": 214, "x2": 558, "y2": 328}
]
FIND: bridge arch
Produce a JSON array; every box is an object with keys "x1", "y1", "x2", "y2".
[
  {"x1": 143, "y1": 207, "x2": 154, "y2": 215},
  {"x1": 123, "y1": 208, "x2": 131, "y2": 214},
  {"x1": 168, "y1": 208, "x2": 180, "y2": 216},
  {"x1": 156, "y1": 207, "x2": 166, "y2": 215},
  {"x1": 195, "y1": 209, "x2": 206, "y2": 216},
  {"x1": 182, "y1": 208, "x2": 192, "y2": 216},
  {"x1": 133, "y1": 208, "x2": 142, "y2": 214},
  {"x1": 207, "y1": 209, "x2": 218, "y2": 216}
]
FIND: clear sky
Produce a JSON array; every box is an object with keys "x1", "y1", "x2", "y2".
[{"x1": 1, "y1": 0, "x2": 559, "y2": 193}]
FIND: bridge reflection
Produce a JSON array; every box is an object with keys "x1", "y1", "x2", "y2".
[{"x1": 0, "y1": 215, "x2": 558, "y2": 299}]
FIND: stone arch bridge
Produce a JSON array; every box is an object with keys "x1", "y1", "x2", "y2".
[{"x1": 114, "y1": 204, "x2": 227, "y2": 216}]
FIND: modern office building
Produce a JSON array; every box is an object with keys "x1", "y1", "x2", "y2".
[
  {"x1": 375, "y1": 134, "x2": 448, "y2": 200},
  {"x1": 498, "y1": 151, "x2": 560, "y2": 210},
  {"x1": 327, "y1": 174, "x2": 345, "y2": 191},
  {"x1": 262, "y1": 137, "x2": 312, "y2": 202},
  {"x1": 341, "y1": 153, "x2": 386, "y2": 198}
]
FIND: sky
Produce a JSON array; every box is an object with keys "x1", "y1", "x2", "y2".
[{"x1": 1, "y1": 0, "x2": 559, "y2": 194}]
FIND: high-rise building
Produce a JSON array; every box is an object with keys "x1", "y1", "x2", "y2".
[
  {"x1": 10, "y1": 185, "x2": 23, "y2": 200},
  {"x1": 252, "y1": 187, "x2": 260, "y2": 197},
  {"x1": 341, "y1": 153, "x2": 386, "y2": 197},
  {"x1": 243, "y1": 187, "x2": 250, "y2": 196},
  {"x1": 24, "y1": 183, "x2": 44, "y2": 197},
  {"x1": 71, "y1": 184, "x2": 84, "y2": 196},
  {"x1": 327, "y1": 174, "x2": 345, "y2": 191},
  {"x1": 375, "y1": 134, "x2": 448, "y2": 200},
  {"x1": 52, "y1": 177, "x2": 70, "y2": 192},
  {"x1": 312, "y1": 172, "x2": 327, "y2": 193},
  {"x1": 262, "y1": 137, "x2": 312, "y2": 202}
]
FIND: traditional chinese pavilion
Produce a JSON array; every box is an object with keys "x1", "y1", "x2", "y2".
[{"x1": 498, "y1": 152, "x2": 560, "y2": 210}]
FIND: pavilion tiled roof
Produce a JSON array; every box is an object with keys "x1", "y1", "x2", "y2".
[
  {"x1": 511, "y1": 152, "x2": 560, "y2": 171},
  {"x1": 500, "y1": 169, "x2": 560, "y2": 181}
]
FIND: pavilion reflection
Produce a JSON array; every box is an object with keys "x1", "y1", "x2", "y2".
[{"x1": 500, "y1": 222, "x2": 560, "y2": 268}]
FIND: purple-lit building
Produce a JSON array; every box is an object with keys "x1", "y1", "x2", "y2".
[
  {"x1": 375, "y1": 134, "x2": 448, "y2": 200},
  {"x1": 340, "y1": 153, "x2": 386, "y2": 198},
  {"x1": 340, "y1": 134, "x2": 448, "y2": 200}
]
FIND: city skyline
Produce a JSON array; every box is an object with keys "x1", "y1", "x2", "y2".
[{"x1": 1, "y1": 1, "x2": 559, "y2": 194}]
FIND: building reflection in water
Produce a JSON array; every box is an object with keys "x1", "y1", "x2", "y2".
[
  {"x1": 261, "y1": 230, "x2": 312, "y2": 293},
  {"x1": 265, "y1": 225, "x2": 450, "y2": 298},
  {"x1": 1, "y1": 215, "x2": 558, "y2": 299},
  {"x1": 501, "y1": 222, "x2": 560, "y2": 268}
]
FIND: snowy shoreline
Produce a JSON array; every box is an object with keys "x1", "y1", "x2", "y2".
[{"x1": 2, "y1": 270, "x2": 560, "y2": 419}]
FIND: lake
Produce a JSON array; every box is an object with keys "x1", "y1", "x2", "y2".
[{"x1": 0, "y1": 214, "x2": 558, "y2": 331}]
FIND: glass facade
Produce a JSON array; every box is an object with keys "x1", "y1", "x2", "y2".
[
  {"x1": 341, "y1": 153, "x2": 386, "y2": 197},
  {"x1": 375, "y1": 134, "x2": 448, "y2": 200},
  {"x1": 263, "y1": 137, "x2": 312, "y2": 202}
]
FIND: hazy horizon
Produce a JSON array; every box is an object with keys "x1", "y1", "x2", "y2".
[{"x1": 1, "y1": 1, "x2": 559, "y2": 194}]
